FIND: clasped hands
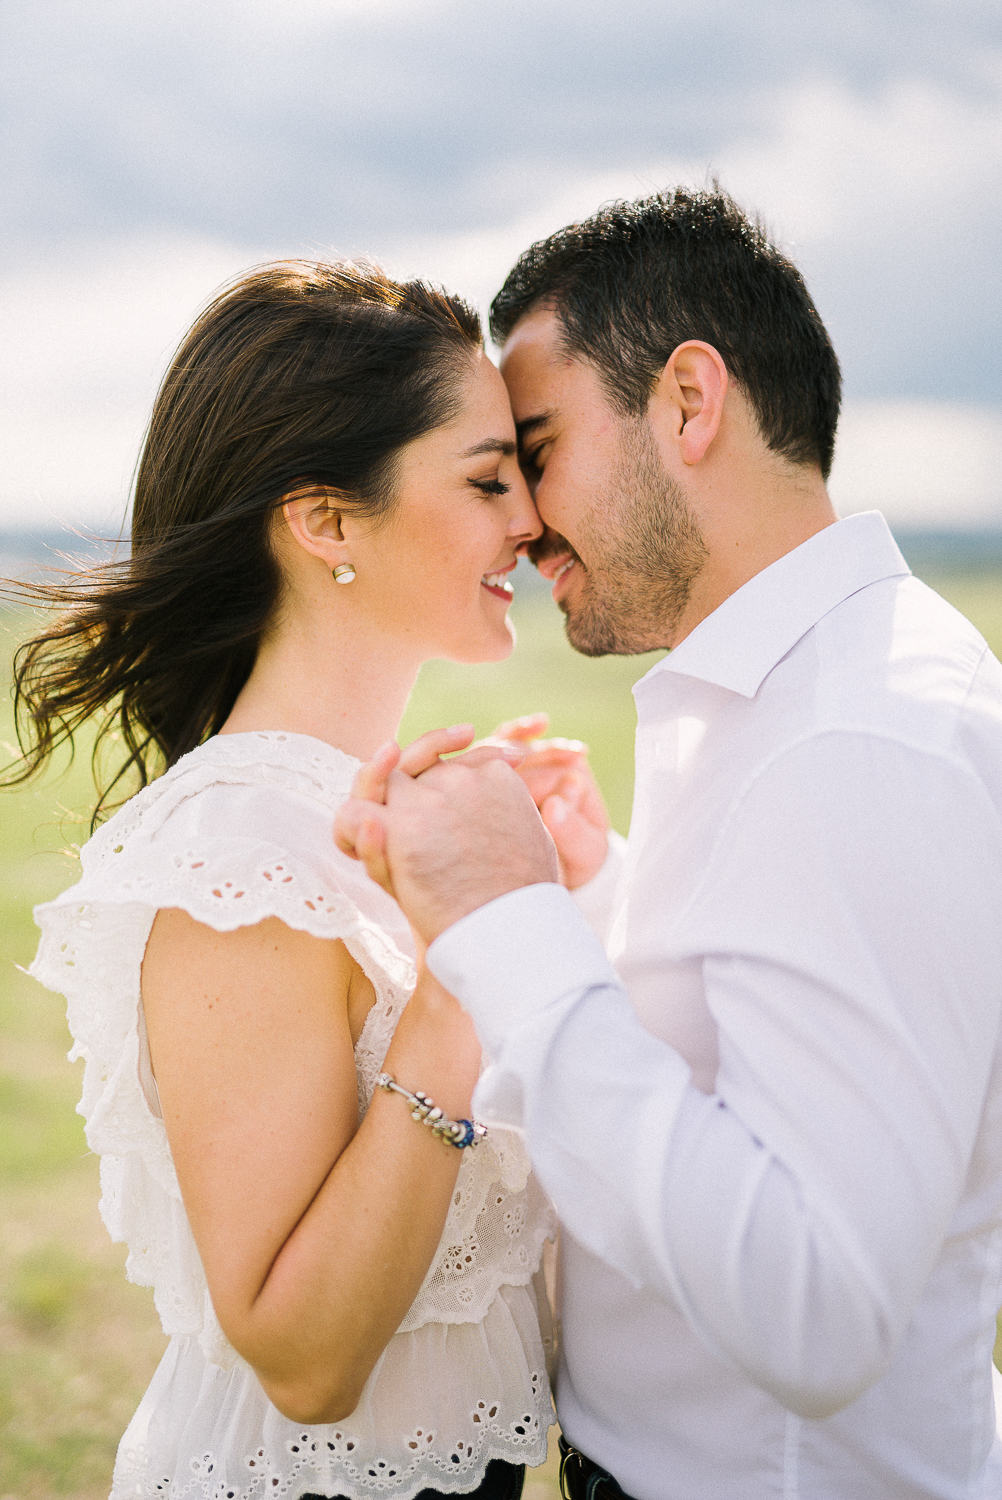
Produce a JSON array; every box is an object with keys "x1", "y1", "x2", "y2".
[{"x1": 334, "y1": 714, "x2": 610, "y2": 944}]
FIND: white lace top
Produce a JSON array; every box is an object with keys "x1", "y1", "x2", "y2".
[{"x1": 31, "y1": 732, "x2": 556, "y2": 1499}]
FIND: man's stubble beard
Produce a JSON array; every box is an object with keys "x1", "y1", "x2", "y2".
[{"x1": 544, "y1": 420, "x2": 708, "y2": 658}]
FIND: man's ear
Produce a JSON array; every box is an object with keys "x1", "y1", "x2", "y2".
[
  {"x1": 281, "y1": 488, "x2": 352, "y2": 571},
  {"x1": 649, "y1": 341, "x2": 729, "y2": 466}
]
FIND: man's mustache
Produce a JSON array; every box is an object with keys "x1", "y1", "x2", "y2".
[{"x1": 525, "y1": 527, "x2": 581, "y2": 570}]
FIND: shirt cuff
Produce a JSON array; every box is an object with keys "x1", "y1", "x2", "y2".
[
  {"x1": 570, "y1": 828, "x2": 627, "y2": 944},
  {"x1": 426, "y1": 882, "x2": 621, "y2": 1057}
]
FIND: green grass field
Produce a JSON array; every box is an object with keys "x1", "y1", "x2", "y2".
[{"x1": 1, "y1": 565, "x2": 1001, "y2": 1497}]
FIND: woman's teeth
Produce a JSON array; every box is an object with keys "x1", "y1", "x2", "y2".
[{"x1": 482, "y1": 571, "x2": 514, "y2": 594}]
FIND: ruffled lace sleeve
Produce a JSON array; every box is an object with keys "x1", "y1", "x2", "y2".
[
  {"x1": 29, "y1": 733, "x2": 417, "y2": 1367},
  {"x1": 29, "y1": 733, "x2": 556, "y2": 1498},
  {"x1": 30, "y1": 730, "x2": 554, "y2": 1391}
]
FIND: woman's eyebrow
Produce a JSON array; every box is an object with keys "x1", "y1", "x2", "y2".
[{"x1": 459, "y1": 437, "x2": 517, "y2": 457}]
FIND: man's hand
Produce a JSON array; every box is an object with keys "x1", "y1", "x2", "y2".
[{"x1": 334, "y1": 728, "x2": 560, "y2": 944}]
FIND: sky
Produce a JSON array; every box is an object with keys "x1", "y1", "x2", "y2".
[{"x1": 1, "y1": 0, "x2": 1000, "y2": 535}]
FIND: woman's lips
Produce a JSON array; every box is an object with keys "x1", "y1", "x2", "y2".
[{"x1": 481, "y1": 567, "x2": 515, "y2": 600}]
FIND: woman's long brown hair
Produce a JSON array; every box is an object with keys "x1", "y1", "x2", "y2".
[{"x1": 3, "y1": 260, "x2": 481, "y2": 824}]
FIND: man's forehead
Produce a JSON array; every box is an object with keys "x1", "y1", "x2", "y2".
[
  {"x1": 498, "y1": 305, "x2": 564, "y2": 370},
  {"x1": 499, "y1": 307, "x2": 587, "y2": 430}
]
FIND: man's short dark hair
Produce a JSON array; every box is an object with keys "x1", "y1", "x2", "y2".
[{"x1": 490, "y1": 185, "x2": 841, "y2": 479}]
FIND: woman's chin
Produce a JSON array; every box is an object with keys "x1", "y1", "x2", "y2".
[
  {"x1": 493, "y1": 616, "x2": 518, "y2": 658},
  {"x1": 440, "y1": 615, "x2": 517, "y2": 666}
]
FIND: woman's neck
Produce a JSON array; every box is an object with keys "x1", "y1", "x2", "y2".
[{"x1": 219, "y1": 610, "x2": 422, "y2": 762}]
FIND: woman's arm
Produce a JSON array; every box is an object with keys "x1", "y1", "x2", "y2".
[{"x1": 142, "y1": 910, "x2": 481, "y2": 1424}]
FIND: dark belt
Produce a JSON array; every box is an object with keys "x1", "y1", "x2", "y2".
[{"x1": 558, "y1": 1435, "x2": 639, "y2": 1500}]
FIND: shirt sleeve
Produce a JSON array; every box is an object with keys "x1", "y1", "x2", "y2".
[{"x1": 427, "y1": 731, "x2": 1002, "y2": 1418}]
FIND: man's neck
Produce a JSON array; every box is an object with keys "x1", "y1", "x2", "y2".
[{"x1": 669, "y1": 470, "x2": 838, "y2": 649}]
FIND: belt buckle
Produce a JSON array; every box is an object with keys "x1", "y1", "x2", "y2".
[{"x1": 558, "y1": 1435, "x2": 623, "y2": 1500}]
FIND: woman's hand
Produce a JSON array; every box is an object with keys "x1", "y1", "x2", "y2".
[
  {"x1": 481, "y1": 714, "x2": 611, "y2": 890},
  {"x1": 341, "y1": 715, "x2": 612, "y2": 892},
  {"x1": 343, "y1": 725, "x2": 528, "y2": 910}
]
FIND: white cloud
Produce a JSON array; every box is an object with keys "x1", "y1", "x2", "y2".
[
  {"x1": 829, "y1": 401, "x2": 1002, "y2": 529},
  {"x1": 378, "y1": 165, "x2": 688, "y2": 320},
  {"x1": 2, "y1": 72, "x2": 1000, "y2": 532},
  {"x1": 238, "y1": 0, "x2": 451, "y2": 21},
  {"x1": 0, "y1": 233, "x2": 280, "y2": 529},
  {"x1": 716, "y1": 75, "x2": 1002, "y2": 248},
  {"x1": 1, "y1": 176, "x2": 693, "y2": 529}
]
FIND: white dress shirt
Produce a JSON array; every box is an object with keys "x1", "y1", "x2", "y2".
[{"x1": 428, "y1": 513, "x2": 1002, "y2": 1500}]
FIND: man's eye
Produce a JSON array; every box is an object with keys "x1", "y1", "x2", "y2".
[
  {"x1": 520, "y1": 444, "x2": 546, "y2": 476},
  {"x1": 471, "y1": 478, "x2": 511, "y2": 496}
]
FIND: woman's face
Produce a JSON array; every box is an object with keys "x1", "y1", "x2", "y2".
[{"x1": 344, "y1": 350, "x2": 542, "y2": 664}]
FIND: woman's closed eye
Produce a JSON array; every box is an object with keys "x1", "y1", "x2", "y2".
[{"x1": 469, "y1": 477, "x2": 511, "y2": 497}]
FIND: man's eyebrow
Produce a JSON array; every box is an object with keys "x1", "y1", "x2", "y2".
[
  {"x1": 459, "y1": 438, "x2": 516, "y2": 458},
  {"x1": 514, "y1": 411, "x2": 555, "y2": 445}
]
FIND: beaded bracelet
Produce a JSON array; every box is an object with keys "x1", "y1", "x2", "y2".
[{"x1": 375, "y1": 1072, "x2": 487, "y2": 1150}]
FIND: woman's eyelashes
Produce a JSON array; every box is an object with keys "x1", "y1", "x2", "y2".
[{"x1": 469, "y1": 477, "x2": 511, "y2": 496}]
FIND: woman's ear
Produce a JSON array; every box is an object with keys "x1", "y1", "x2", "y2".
[
  {"x1": 280, "y1": 488, "x2": 352, "y2": 571},
  {"x1": 649, "y1": 341, "x2": 729, "y2": 466}
]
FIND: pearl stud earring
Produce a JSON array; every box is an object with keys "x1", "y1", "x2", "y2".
[{"x1": 332, "y1": 564, "x2": 356, "y2": 584}]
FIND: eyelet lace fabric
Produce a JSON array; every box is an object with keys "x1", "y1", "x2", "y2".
[{"x1": 31, "y1": 733, "x2": 556, "y2": 1498}]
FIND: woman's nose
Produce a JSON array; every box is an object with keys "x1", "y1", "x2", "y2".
[{"x1": 508, "y1": 472, "x2": 543, "y2": 543}]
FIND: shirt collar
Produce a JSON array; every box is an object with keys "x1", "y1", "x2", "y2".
[{"x1": 635, "y1": 511, "x2": 910, "y2": 702}]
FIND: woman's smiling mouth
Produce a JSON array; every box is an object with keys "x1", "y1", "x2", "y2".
[{"x1": 481, "y1": 568, "x2": 515, "y2": 600}]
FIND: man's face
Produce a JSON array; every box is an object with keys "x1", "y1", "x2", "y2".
[{"x1": 499, "y1": 308, "x2": 707, "y2": 656}]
